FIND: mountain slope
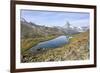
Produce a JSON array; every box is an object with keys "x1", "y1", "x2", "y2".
[{"x1": 21, "y1": 20, "x2": 65, "y2": 54}]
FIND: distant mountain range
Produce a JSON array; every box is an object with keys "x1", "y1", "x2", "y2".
[{"x1": 21, "y1": 18, "x2": 89, "y2": 39}]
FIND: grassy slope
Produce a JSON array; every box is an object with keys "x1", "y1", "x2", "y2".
[
  {"x1": 21, "y1": 31, "x2": 89, "y2": 62},
  {"x1": 21, "y1": 35, "x2": 58, "y2": 54}
]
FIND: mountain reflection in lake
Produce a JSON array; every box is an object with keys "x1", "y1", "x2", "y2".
[{"x1": 29, "y1": 36, "x2": 69, "y2": 53}]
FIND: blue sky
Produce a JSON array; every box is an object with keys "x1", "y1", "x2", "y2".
[{"x1": 21, "y1": 10, "x2": 90, "y2": 27}]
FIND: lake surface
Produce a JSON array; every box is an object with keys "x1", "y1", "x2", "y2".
[{"x1": 30, "y1": 35, "x2": 69, "y2": 53}]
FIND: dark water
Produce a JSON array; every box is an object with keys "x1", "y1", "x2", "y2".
[{"x1": 30, "y1": 36, "x2": 69, "y2": 53}]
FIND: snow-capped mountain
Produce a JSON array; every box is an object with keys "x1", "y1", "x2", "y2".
[{"x1": 61, "y1": 22, "x2": 89, "y2": 34}]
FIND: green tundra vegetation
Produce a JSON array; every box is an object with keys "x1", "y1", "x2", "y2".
[{"x1": 21, "y1": 31, "x2": 89, "y2": 62}]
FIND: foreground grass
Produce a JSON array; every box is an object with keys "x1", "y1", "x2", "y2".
[{"x1": 21, "y1": 31, "x2": 89, "y2": 62}]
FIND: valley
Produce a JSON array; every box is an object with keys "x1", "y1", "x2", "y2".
[{"x1": 20, "y1": 18, "x2": 89, "y2": 62}]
